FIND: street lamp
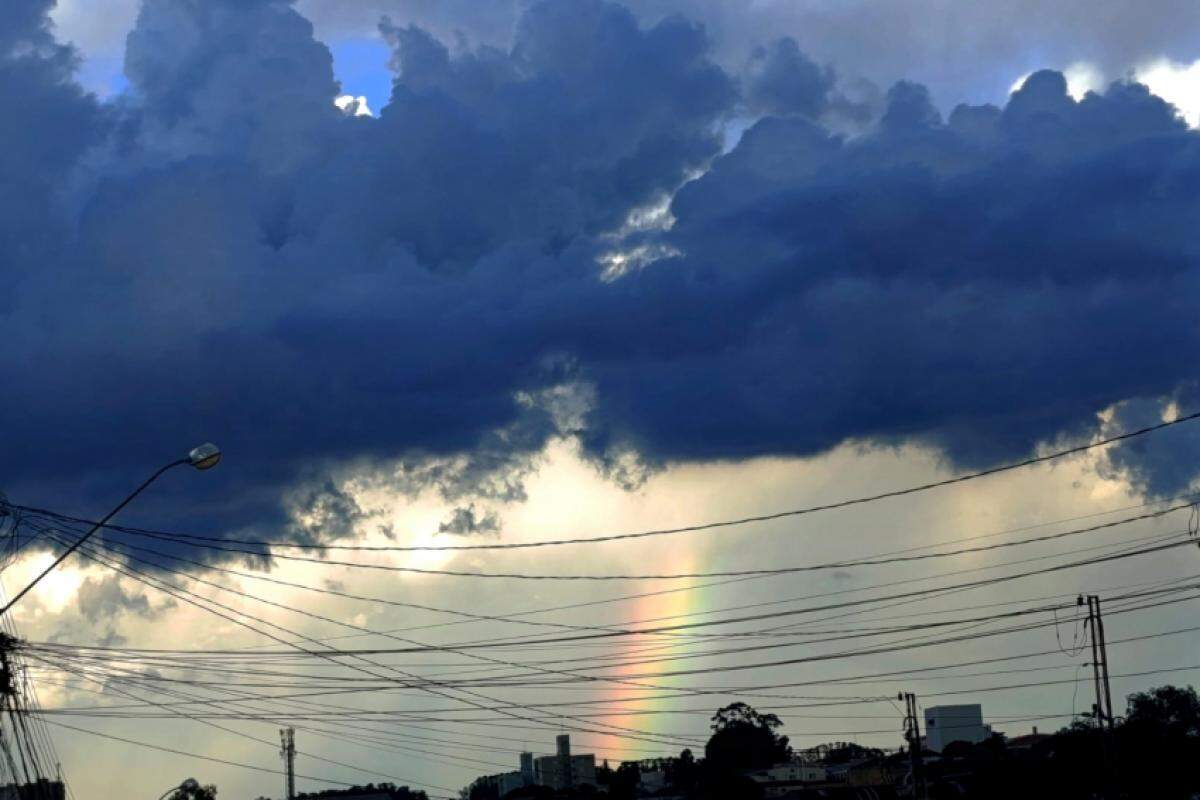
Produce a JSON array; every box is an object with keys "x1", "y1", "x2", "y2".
[
  {"x1": 157, "y1": 778, "x2": 200, "y2": 800},
  {"x1": 188, "y1": 443, "x2": 221, "y2": 471},
  {"x1": 0, "y1": 443, "x2": 221, "y2": 616}
]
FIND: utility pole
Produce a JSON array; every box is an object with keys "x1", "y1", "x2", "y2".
[
  {"x1": 1079, "y1": 595, "x2": 1115, "y2": 729},
  {"x1": 0, "y1": 639, "x2": 14, "y2": 700},
  {"x1": 1093, "y1": 595, "x2": 1115, "y2": 731},
  {"x1": 280, "y1": 727, "x2": 296, "y2": 800},
  {"x1": 898, "y1": 692, "x2": 928, "y2": 800},
  {"x1": 1081, "y1": 594, "x2": 1123, "y2": 800}
]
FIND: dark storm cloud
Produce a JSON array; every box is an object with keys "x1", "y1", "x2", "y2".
[
  {"x1": 366, "y1": 0, "x2": 734, "y2": 267},
  {"x1": 121, "y1": 0, "x2": 341, "y2": 168},
  {"x1": 286, "y1": 480, "x2": 370, "y2": 544},
  {"x1": 589, "y1": 71, "x2": 1200, "y2": 470},
  {"x1": 292, "y1": 0, "x2": 1200, "y2": 111},
  {"x1": 1, "y1": 0, "x2": 1199, "y2": 556},
  {"x1": 0, "y1": 0, "x2": 103, "y2": 310},
  {"x1": 625, "y1": 0, "x2": 1200, "y2": 107},
  {"x1": 0, "y1": 0, "x2": 734, "y2": 545},
  {"x1": 742, "y1": 37, "x2": 834, "y2": 119},
  {"x1": 1101, "y1": 393, "x2": 1200, "y2": 498}
]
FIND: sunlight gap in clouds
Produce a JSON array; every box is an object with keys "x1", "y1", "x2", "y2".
[{"x1": 596, "y1": 182, "x2": 691, "y2": 281}]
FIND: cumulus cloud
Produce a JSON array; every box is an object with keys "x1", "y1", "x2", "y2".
[
  {"x1": 1136, "y1": 58, "x2": 1200, "y2": 127},
  {"x1": 1, "y1": 0, "x2": 1199, "y2": 566},
  {"x1": 0, "y1": 0, "x2": 102, "y2": 309},
  {"x1": 121, "y1": 0, "x2": 341, "y2": 170},
  {"x1": 617, "y1": 70, "x2": 1200, "y2": 472},
  {"x1": 41, "y1": 574, "x2": 174, "y2": 648},
  {"x1": 285, "y1": 479, "x2": 371, "y2": 543},
  {"x1": 335, "y1": 93, "x2": 373, "y2": 116},
  {"x1": 367, "y1": 0, "x2": 734, "y2": 267},
  {"x1": 293, "y1": 0, "x2": 1200, "y2": 112},
  {"x1": 743, "y1": 37, "x2": 834, "y2": 119},
  {"x1": 53, "y1": 0, "x2": 1200, "y2": 116},
  {"x1": 75, "y1": 573, "x2": 166, "y2": 624},
  {"x1": 1099, "y1": 392, "x2": 1200, "y2": 498},
  {"x1": 437, "y1": 504, "x2": 501, "y2": 536}
]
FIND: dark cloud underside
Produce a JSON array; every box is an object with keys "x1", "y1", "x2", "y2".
[{"x1": 1, "y1": 0, "x2": 1198, "y2": 555}]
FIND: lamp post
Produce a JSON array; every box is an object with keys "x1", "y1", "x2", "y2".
[
  {"x1": 157, "y1": 778, "x2": 200, "y2": 800},
  {"x1": 0, "y1": 443, "x2": 221, "y2": 617}
]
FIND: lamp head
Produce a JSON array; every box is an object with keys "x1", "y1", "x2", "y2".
[{"x1": 188, "y1": 443, "x2": 221, "y2": 471}]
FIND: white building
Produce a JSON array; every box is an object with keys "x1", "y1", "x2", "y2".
[
  {"x1": 747, "y1": 762, "x2": 828, "y2": 797},
  {"x1": 467, "y1": 770, "x2": 527, "y2": 797},
  {"x1": 533, "y1": 735, "x2": 597, "y2": 790},
  {"x1": 466, "y1": 734, "x2": 598, "y2": 797},
  {"x1": 924, "y1": 704, "x2": 990, "y2": 752}
]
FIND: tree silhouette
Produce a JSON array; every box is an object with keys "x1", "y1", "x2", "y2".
[
  {"x1": 704, "y1": 702, "x2": 791, "y2": 771},
  {"x1": 165, "y1": 781, "x2": 217, "y2": 800},
  {"x1": 1125, "y1": 684, "x2": 1200, "y2": 736}
]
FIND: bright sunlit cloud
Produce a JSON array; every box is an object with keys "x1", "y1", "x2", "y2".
[
  {"x1": 335, "y1": 93, "x2": 375, "y2": 117},
  {"x1": 1010, "y1": 61, "x2": 1104, "y2": 101},
  {"x1": 1063, "y1": 61, "x2": 1105, "y2": 99},
  {"x1": 1012, "y1": 58, "x2": 1199, "y2": 127},
  {"x1": 1135, "y1": 57, "x2": 1200, "y2": 128},
  {"x1": 5, "y1": 554, "x2": 85, "y2": 615}
]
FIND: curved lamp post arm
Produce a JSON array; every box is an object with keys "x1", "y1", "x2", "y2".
[{"x1": 0, "y1": 444, "x2": 220, "y2": 617}]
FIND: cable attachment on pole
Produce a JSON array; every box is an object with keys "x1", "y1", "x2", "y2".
[
  {"x1": 0, "y1": 654, "x2": 11, "y2": 701},
  {"x1": 0, "y1": 633, "x2": 20, "y2": 702}
]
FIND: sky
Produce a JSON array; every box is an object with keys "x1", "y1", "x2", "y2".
[{"x1": 2, "y1": 0, "x2": 1200, "y2": 798}]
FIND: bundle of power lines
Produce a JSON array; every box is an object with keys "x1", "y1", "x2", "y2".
[{"x1": 0, "y1": 412, "x2": 1198, "y2": 797}]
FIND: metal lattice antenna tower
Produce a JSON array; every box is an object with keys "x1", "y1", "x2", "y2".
[{"x1": 280, "y1": 728, "x2": 295, "y2": 800}]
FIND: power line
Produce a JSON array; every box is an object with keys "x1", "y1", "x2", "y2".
[
  {"x1": 20, "y1": 494, "x2": 1190, "y2": 650},
  {"x1": 12, "y1": 413, "x2": 1199, "y2": 792},
  {"x1": 25, "y1": 544, "x2": 1200, "y2": 695},
  {"x1": 36, "y1": 717, "x2": 459, "y2": 798},
  {"x1": 36, "y1": 503, "x2": 1191, "y2": 581},
  {"x1": 29, "y1": 531, "x2": 1196, "y2": 659},
  {"x1": 34, "y1": 531, "x2": 701, "y2": 750},
  {"x1": 38, "y1": 616, "x2": 1200, "y2": 720},
  {"x1": 35, "y1": 504, "x2": 1188, "y2": 651},
  {"x1": 211, "y1": 504, "x2": 1200, "y2": 651},
  {"x1": 28, "y1": 659, "x2": 1200, "y2": 731},
  {"x1": 42, "y1": 652, "x2": 465, "y2": 790},
  {"x1": 7, "y1": 410, "x2": 1198, "y2": 553},
  {"x1": 16, "y1": 492, "x2": 1195, "y2": 660}
]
